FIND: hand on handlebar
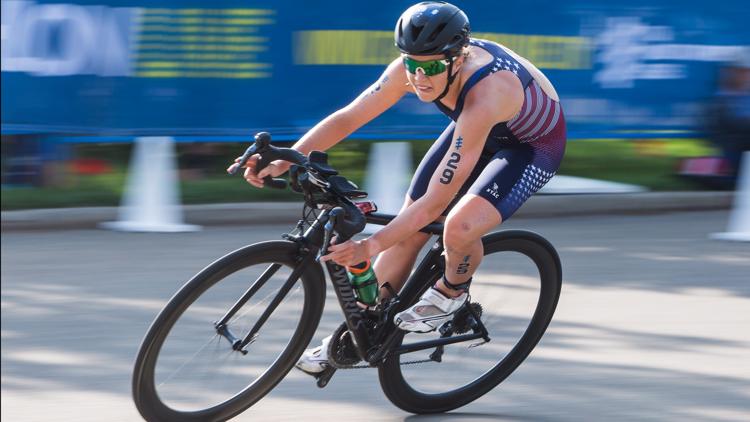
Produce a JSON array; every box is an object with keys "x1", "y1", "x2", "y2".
[
  {"x1": 226, "y1": 132, "x2": 302, "y2": 189},
  {"x1": 320, "y1": 237, "x2": 379, "y2": 267},
  {"x1": 227, "y1": 156, "x2": 291, "y2": 188}
]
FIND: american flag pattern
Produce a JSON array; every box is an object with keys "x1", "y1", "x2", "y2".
[
  {"x1": 434, "y1": 38, "x2": 562, "y2": 148},
  {"x1": 507, "y1": 80, "x2": 562, "y2": 143}
]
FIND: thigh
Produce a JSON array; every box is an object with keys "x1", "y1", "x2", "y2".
[
  {"x1": 467, "y1": 144, "x2": 544, "y2": 221},
  {"x1": 466, "y1": 109, "x2": 566, "y2": 221}
]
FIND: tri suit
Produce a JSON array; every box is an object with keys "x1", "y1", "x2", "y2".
[{"x1": 408, "y1": 38, "x2": 567, "y2": 220}]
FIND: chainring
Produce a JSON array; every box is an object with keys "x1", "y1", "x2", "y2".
[{"x1": 326, "y1": 322, "x2": 362, "y2": 369}]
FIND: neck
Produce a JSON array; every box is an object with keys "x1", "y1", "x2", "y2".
[{"x1": 436, "y1": 70, "x2": 463, "y2": 109}]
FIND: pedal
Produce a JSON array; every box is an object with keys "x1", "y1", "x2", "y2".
[
  {"x1": 315, "y1": 366, "x2": 337, "y2": 388},
  {"x1": 430, "y1": 321, "x2": 455, "y2": 362},
  {"x1": 438, "y1": 321, "x2": 454, "y2": 336}
]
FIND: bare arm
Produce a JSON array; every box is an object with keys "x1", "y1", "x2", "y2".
[
  {"x1": 240, "y1": 58, "x2": 410, "y2": 187},
  {"x1": 291, "y1": 58, "x2": 410, "y2": 155}
]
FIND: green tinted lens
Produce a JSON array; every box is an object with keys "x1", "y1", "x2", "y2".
[{"x1": 403, "y1": 57, "x2": 447, "y2": 76}]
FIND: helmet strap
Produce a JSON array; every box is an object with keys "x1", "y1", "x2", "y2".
[{"x1": 433, "y1": 56, "x2": 457, "y2": 102}]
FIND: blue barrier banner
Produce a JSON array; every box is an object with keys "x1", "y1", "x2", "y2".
[{"x1": 1, "y1": 0, "x2": 748, "y2": 139}]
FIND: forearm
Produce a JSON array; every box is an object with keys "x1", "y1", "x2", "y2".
[
  {"x1": 292, "y1": 59, "x2": 407, "y2": 156},
  {"x1": 292, "y1": 110, "x2": 358, "y2": 155},
  {"x1": 368, "y1": 197, "x2": 445, "y2": 254}
]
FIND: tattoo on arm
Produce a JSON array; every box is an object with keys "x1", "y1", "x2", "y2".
[
  {"x1": 439, "y1": 136, "x2": 463, "y2": 185},
  {"x1": 366, "y1": 76, "x2": 390, "y2": 97}
]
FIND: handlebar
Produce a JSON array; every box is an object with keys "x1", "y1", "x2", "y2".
[
  {"x1": 326, "y1": 202, "x2": 366, "y2": 243},
  {"x1": 228, "y1": 132, "x2": 307, "y2": 189},
  {"x1": 229, "y1": 132, "x2": 366, "y2": 242}
]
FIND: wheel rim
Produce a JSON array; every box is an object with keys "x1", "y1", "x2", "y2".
[
  {"x1": 395, "y1": 240, "x2": 556, "y2": 396},
  {"x1": 145, "y1": 259, "x2": 308, "y2": 414}
]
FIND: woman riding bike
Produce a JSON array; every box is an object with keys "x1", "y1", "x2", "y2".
[{"x1": 234, "y1": 1, "x2": 566, "y2": 375}]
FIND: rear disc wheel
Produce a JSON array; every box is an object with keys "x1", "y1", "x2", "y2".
[{"x1": 379, "y1": 231, "x2": 562, "y2": 413}]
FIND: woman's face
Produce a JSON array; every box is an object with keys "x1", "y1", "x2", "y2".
[{"x1": 404, "y1": 53, "x2": 463, "y2": 102}]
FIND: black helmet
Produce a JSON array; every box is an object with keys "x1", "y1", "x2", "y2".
[{"x1": 395, "y1": 1, "x2": 470, "y2": 57}]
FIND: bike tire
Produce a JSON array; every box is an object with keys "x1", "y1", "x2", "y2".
[
  {"x1": 132, "y1": 240, "x2": 325, "y2": 422},
  {"x1": 378, "y1": 230, "x2": 562, "y2": 414}
]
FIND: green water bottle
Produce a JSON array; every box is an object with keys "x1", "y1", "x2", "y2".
[{"x1": 346, "y1": 260, "x2": 378, "y2": 305}]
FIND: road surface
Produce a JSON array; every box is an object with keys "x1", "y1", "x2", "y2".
[{"x1": 2, "y1": 210, "x2": 749, "y2": 421}]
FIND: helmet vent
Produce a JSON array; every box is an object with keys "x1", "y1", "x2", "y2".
[
  {"x1": 395, "y1": 2, "x2": 470, "y2": 55},
  {"x1": 427, "y1": 22, "x2": 448, "y2": 43},
  {"x1": 410, "y1": 23, "x2": 424, "y2": 42}
]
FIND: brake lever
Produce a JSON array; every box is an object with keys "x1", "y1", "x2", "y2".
[
  {"x1": 227, "y1": 132, "x2": 288, "y2": 189},
  {"x1": 227, "y1": 144, "x2": 257, "y2": 175},
  {"x1": 316, "y1": 208, "x2": 344, "y2": 262},
  {"x1": 316, "y1": 223, "x2": 333, "y2": 262}
]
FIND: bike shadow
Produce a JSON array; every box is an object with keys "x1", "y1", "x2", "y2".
[{"x1": 404, "y1": 412, "x2": 552, "y2": 422}]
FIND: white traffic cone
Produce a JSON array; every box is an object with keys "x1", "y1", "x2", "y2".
[
  {"x1": 362, "y1": 142, "x2": 412, "y2": 234},
  {"x1": 711, "y1": 151, "x2": 750, "y2": 242},
  {"x1": 101, "y1": 136, "x2": 200, "y2": 232}
]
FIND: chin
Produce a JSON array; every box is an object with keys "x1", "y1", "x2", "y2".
[{"x1": 416, "y1": 92, "x2": 436, "y2": 102}]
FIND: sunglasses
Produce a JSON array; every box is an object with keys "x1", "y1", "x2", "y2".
[{"x1": 402, "y1": 56, "x2": 452, "y2": 76}]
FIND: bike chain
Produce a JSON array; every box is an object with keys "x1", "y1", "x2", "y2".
[
  {"x1": 329, "y1": 302, "x2": 486, "y2": 370},
  {"x1": 328, "y1": 322, "x2": 438, "y2": 369},
  {"x1": 333, "y1": 358, "x2": 437, "y2": 370},
  {"x1": 328, "y1": 298, "x2": 485, "y2": 369}
]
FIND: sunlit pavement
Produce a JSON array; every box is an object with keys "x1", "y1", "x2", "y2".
[{"x1": 2, "y1": 210, "x2": 749, "y2": 421}]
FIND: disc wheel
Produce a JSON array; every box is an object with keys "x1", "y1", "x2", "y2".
[{"x1": 378, "y1": 230, "x2": 562, "y2": 414}]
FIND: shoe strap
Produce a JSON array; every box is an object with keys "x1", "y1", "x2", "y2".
[{"x1": 422, "y1": 287, "x2": 464, "y2": 312}]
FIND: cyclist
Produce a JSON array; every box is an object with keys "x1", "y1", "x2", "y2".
[{"x1": 235, "y1": 1, "x2": 566, "y2": 374}]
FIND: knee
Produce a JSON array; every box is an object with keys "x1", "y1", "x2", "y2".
[{"x1": 443, "y1": 215, "x2": 475, "y2": 252}]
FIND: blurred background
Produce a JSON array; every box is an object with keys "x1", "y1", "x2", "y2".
[
  {"x1": 1, "y1": 0, "x2": 749, "y2": 209},
  {"x1": 2, "y1": 2, "x2": 750, "y2": 421}
]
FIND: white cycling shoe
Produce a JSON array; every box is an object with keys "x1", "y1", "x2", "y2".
[
  {"x1": 295, "y1": 335, "x2": 331, "y2": 375},
  {"x1": 394, "y1": 287, "x2": 468, "y2": 333}
]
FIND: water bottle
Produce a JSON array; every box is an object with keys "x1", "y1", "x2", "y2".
[{"x1": 346, "y1": 259, "x2": 378, "y2": 305}]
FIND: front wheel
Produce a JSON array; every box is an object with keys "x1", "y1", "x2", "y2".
[
  {"x1": 378, "y1": 230, "x2": 562, "y2": 414},
  {"x1": 132, "y1": 240, "x2": 325, "y2": 422}
]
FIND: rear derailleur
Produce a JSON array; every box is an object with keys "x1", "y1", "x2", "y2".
[{"x1": 430, "y1": 301, "x2": 485, "y2": 362}]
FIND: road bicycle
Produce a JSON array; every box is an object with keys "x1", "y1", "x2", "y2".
[{"x1": 132, "y1": 132, "x2": 562, "y2": 421}]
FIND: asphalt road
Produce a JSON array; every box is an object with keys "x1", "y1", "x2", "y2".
[{"x1": 2, "y1": 210, "x2": 749, "y2": 421}]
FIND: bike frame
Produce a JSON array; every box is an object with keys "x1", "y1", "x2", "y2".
[
  {"x1": 214, "y1": 206, "x2": 489, "y2": 363},
  {"x1": 304, "y1": 208, "x2": 489, "y2": 364}
]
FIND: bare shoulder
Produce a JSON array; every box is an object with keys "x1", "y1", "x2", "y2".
[
  {"x1": 464, "y1": 71, "x2": 524, "y2": 122},
  {"x1": 381, "y1": 57, "x2": 411, "y2": 95},
  {"x1": 350, "y1": 57, "x2": 410, "y2": 107}
]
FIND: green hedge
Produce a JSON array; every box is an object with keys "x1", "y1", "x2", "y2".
[{"x1": 1, "y1": 138, "x2": 716, "y2": 210}]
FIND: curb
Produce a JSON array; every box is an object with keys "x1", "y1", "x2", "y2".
[{"x1": 1, "y1": 192, "x2": 734, "y2": 232}]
